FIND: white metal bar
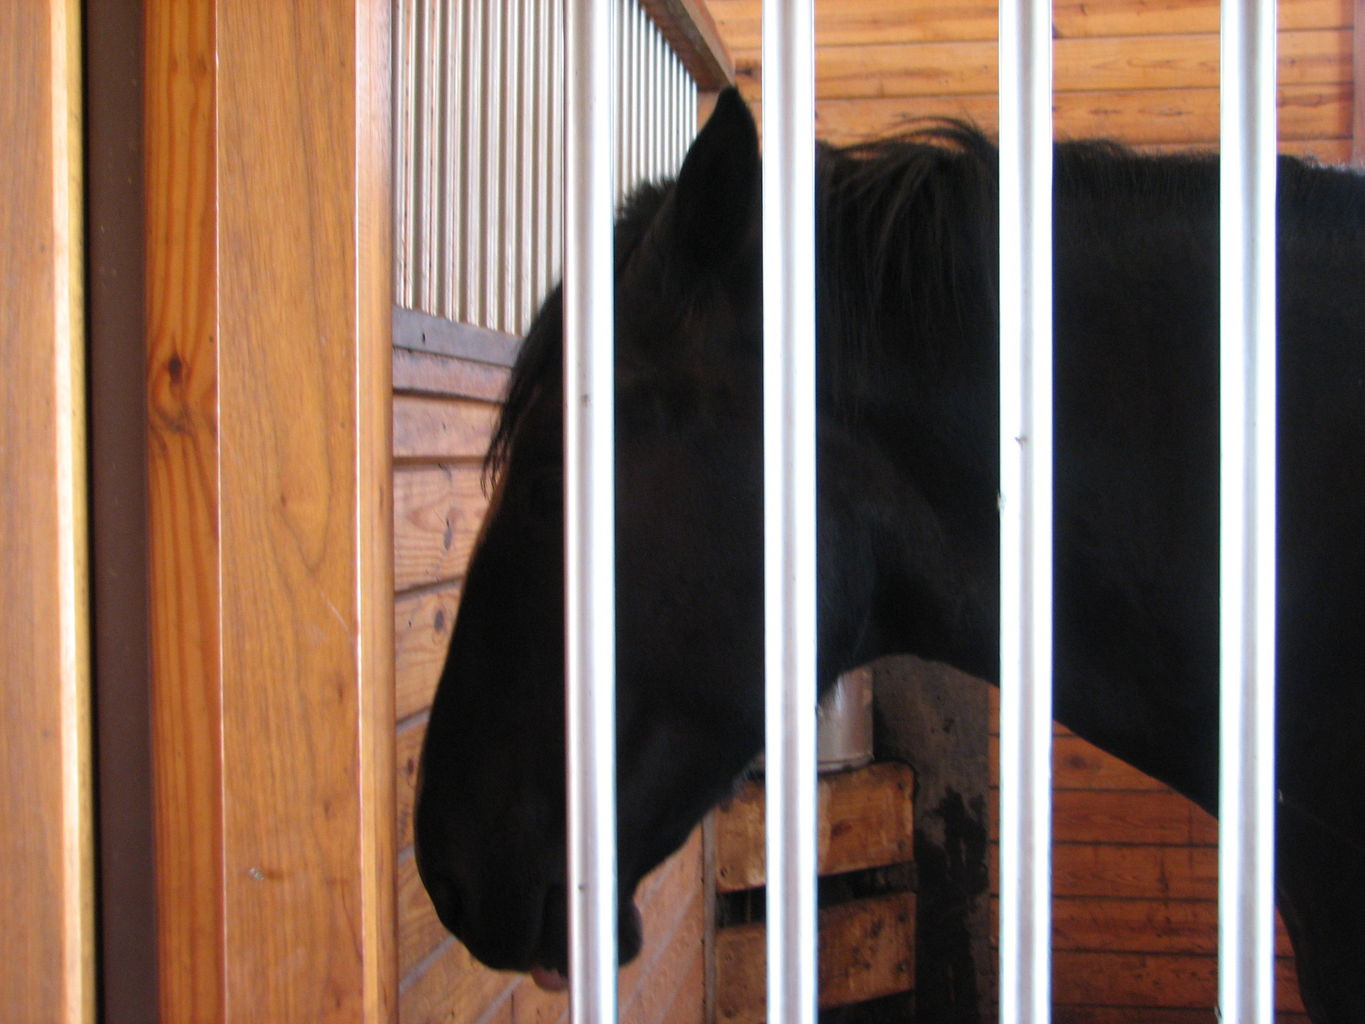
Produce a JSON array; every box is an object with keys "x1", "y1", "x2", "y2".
[
  {"x1": 997, "y1": 0, "x2": 1055, "y2": 1018},
  {"x1": 564, "y1": 0, "x2": 617, "y2": 1019},
  {"x1": 1218, "y1": 0, "x2": 1278, "y2": 1018},
  {"x1": 761, "y1": 1, "x2": 819, "y2": 1022}
]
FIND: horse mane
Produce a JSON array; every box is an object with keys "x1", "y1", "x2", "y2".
[{"x1": 486, "y1": 121, "x2": 1365, "y2": 488}]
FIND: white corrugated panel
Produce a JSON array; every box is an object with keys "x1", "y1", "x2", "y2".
[{"x1": 394, "y1": 0, "x2": 699, "y2": 336}]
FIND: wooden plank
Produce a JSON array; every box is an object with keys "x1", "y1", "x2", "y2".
[
  {"x1": 1023, "y1": 844, "x2": 1219, "y2": 901},
  {"x1": 393, "y1": 306, "x2": 521, "y2": 366},
  {"x1": 394, "y1": 394, "x2": 500, "y2": 460},
  {"x1": 1355, "y1": 0, "x2": 1364, "y2": 163},
  {"x1": 1, "y1": 2, "x2": 94, "y2": 1020},
  {"x1": 393, "y1": 346, "x2": 511, "y2": 402},
  {"x1": 640, "y1": 0, "x2": 737, "y2": 88},
  {"x1": 707, "y1": 0, "x2": 1351, "y2": 49},
  {"x1": 395, "y1": 584, "x2": 460, "y2": 722},
  {"x1": 988, "y1": 789, "x2": 1219, "y2": 846},
  {"x1": 782, "y1": 83, "x2": 1353, "y2": 146},
  {"x1": 1051, "y1": 951, "x2": 1305, "y2": 1012},
  {"x1": 394, "y1": 463, "x2": 489, "y2": 592},
  {"x1": 396, "y1": 717, "x2": 426, "y2": 851},
  {"x1": 398, "y1": 850, "x2": 449, "y2": 976},
  {"x1": 145, "y1": 1, "x2": 225, "y2": 1018},
  {"x1": 733, "y1": 29, "x2": 1352, "y2": 99},
  {"x1": 714, "y1": 892, "x2": 916, "y2": 1023},
  {"x1": 714, "y1": 762, "x2": 914, "y2": 893},
  {"x1": 1053, "y1": 1009, "x2": 1310, "y2": 1024},
  {"x1": 989, "y1": 734, "x2": 1169, "y2": 791},
  {"x1": 148, "y1": 1, "x2": 396, "y2": 1019},
  {"x1": 988, "y1": 896, "x2": 1296, "y2": 956}
]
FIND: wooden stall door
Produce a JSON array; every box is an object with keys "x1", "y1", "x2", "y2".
[
  {"x1": 0, "y1": 2, "x2": 94, "y2": 1021},
  {"x1": 146, "y1": 2, "x2": 396, "y2": 1020}
]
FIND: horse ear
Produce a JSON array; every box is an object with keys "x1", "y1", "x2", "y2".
[{"x1": 670, "y1": 87, "x2": 759, "y2": 267}]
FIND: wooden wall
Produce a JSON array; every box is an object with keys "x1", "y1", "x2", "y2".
[
  {"x1": 391, "y1": 312, "x2": 708, "y2": 1024},
  {"x1": 986, "y1": 695, "x2": 1308, "y2": 1022},
  {"x1": 1, "y1": 2, "x2": 94, "y2": 1021},
  {"x1": 708, "y1": 0, "x2": 1358, "y2": 160}
]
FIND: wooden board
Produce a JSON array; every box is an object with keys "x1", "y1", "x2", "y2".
[
  {"x1": 713, "y1": 762, "x2": 914, "y2": 893},
  {"x1": 1, "y1": 2, "x2": 94, "y2": 1020},
  {"x1": 713, "y1": 892, "x2": 916, "y2": 1023},
  {"x1": 1053, "y1": 951, "x2": 1306, "y2": 1012},
  {"x1": 990, "y1": 734, "x2": 1169, "y2": 791},
  {"x1": 394, "y1": 394, "x2": 500, "y2": 461},
  {"x1": 732, "y1": 29, "x2": 1353, "y2": 99},
  {"x1": 146, "y1": 2, "x2": 396, "y2": 1019},
  {"x1": 395, "y1": 584, "x2": 461, "y2": 721},
  {"x1": 394, "y1": 463, "x2": 489, "y2": 591},
  {"x1": 707, "y1": 0, "x2": 1352, "y2": 48},
  {"x1": 396, "y1": 717, "x2": 426, "y2": 851},
  {"x1": 394, "y1": 347, "x2": 511, "y2": 402}
]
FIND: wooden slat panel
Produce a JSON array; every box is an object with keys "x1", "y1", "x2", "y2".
[
  {"x1": 707, "y1": 0, "x2": 1351, "y2": 48},
  {"x1": 395, "y1": 584, "x2": 460, "y2": 722},
  {"x1": 394, "y1": 463, "x2": 489, "y2": 591},
  {"x1": 733, "y1": 29, "x2": 1352, "y2": 99},
  {"x1": 398, "y1": 851, "x2": 449, "y2": 978},
  {"x1": 990, "y1": 896, "x2": 1297, "y2": 956},
  {"x1": 714, "y1": 892, "x2": 916, "y2": 1023},
  {"x1": 393, "y1": 347, "x2": 511, "y2": 402},
  {"x1": 782, "y1": 83, "x2": 1354, "y2": 146},
  {"x1": 988, "y1": 790, "x2": 1219, "y2": 846},
  {"x1": 1, "y1": 2, "x2": 94, "y2": 1020},
  {"x1": 1053, "y1": 1009, "x2": 1310, "y2": 1024},
  {"x1": 1019, "y1": 844, "x2": 1218, "y2": 901},
  {"x1": 1052, "y1": 951, "x2": 1305, "y2": 1012},
  {"x1": 1354, "y1": 0, "x2": 1364, "y2": 163},
  {"x1": 989, "y1": 734, "x2": 1169, "y2": 791},
  {"x1": 394, "y1": 395, "x2": 500, "y2": 460},
  {"x1": 148, "y1": 2, "x2": 396, "y2": 1019},
  {"x1": 714, "y1": 762, "x2": 914, "y2": 893}
]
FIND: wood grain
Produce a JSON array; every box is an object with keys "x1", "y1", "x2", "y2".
[
  {"x1": 707, "y1": 0, "x2": 1352, "y2": 48},
  {"x1": 394, "y1": 464, "x2": 489, "y2": 591},
  {"x1": 732, "y1": 29, "x2": 1352, "y2": 99},
  {"x1": 394, "y1": 395, "x2": 501, "y2": 460},
  {"x1": 714, "y1": 893, "x2": 916, "y2": 1023},
  {"x1": 395, "y1": 585, "x2": 461, "y2": 721},
  {"x1": 146, "y1": 1, "x2": 226, "y2": 1016},
  {"x1": 1, "y1": 1, "x2": 94, "y2": 1020},
  {"x1": 147, "y1": 1, "x2": 396, "y2": 1019},
  {"x1": 394, "y1": 347, "x2": 511, "y2": 402},
  {"x1": 990, "y1": 734, "x2": 1170, "y2": 791},
  {"x1": 713, "y1": 762, "x2": 914, "y2": 893},
  {"x1": 1052, "y1": 951, "x2": 1305, "y2": 1012},
  {"x1": 1355, "y1": 0, "x2": 1364, "y2": 163}
]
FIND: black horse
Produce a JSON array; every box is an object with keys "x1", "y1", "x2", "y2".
[{"x1": 415, "y1": 89, "x2": 1365, "y2": 1021}]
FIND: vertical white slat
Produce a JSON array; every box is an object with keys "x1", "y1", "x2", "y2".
[
  {"x1": 463, "y1": 0, "x2": 484, "y2": 323},
  {"x1": 416, "y1": 0, "x2": 441, "y2": 313},
  {"x1": 997, "y1": 0, "x2": 1055, "y2": 1019},
  {"x1": 482, "y1": 0, "x2": 503, "y2": 328},
  {"x1": 519, "y1": 0, "x2": 535, "y2": 332},
  {"x1": 760, "y1": 1, "x2": 819, "y2": 1022},
  {"x1": 564, "y1": 0, "x2": 617, "y2": 1019},
  {"x1": 1218, "y1": 0, "x2": 1278, "y2": 1019},
  {"x1": 440, "y1": 0, "x2": 463, "y2": 321},
  {"x1": 501, "y1": 0, "x2": 520, "y2": 332},
  {"x1": 393, "y1": 0, "x2": 416, "y2": 309}
]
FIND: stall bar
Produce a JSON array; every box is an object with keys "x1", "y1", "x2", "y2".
[{"x1": 559, "y1": 0, "x2": 1278, "y2": 1018}]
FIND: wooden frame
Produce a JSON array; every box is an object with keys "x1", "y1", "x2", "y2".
[
  {"x1": 146, "y1": 2, "x2": 396, "y2": 1019},
  {"x1": 1, "y1": 2, "x2": 94, "y2": 1021}
]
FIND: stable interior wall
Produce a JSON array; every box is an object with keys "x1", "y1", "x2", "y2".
[{"x1": 700, "y1": 0, "x2": 1359, "y2": 1019}]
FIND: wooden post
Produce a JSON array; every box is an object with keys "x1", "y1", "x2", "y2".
[
  {"x1": 0, "y1": 2, "x2": 94, "y2": 1021},
  {"x1": 147, "y1": 2, "x2": 396, "y2": 1020},
  {"x1": 1355, "y1": 0, "x2": 1364, "y2": 165}
]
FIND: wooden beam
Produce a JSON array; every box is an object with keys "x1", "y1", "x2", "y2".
[
  {"x1": 1355, "y1": 0, "x2": 1364, "y2": 163},
  {"x1": 0, "y1": 2, "x2": 94, "y2": 1020},
  {"x1": 147, "y1": 1, "x2": 396, "y2": 1020},
  {"x1": 640, "y1": 0, "x2": 736, "y2": 89}
]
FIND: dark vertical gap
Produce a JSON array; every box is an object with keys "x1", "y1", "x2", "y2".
[{"x1": 84, "y1": 1, "x2": 156, "y2": 1020}]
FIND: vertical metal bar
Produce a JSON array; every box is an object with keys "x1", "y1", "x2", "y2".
[
  {"x1": 1218, "y1": 0, "x2": 1278, "y2": 1018},
  {"x1": 440, "y1": 0, "x2": 462, "y2": 322},
  {"x1": 463, "y1": 0, "x2": 484, "y2": 322},
  {"x1": 997, "y1": 0, "x2": 1054, "y2": 1017},
  {"x1": 564, "y1": 0, "x2": 617, "y2": 1019},
  {"x1": 761, "y1": 0, "x2": 819, "y2": 1022},
  {"x1": 519, "y1": 0, "x2": 535, "y2": 332}
]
